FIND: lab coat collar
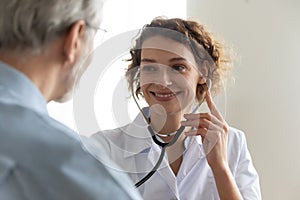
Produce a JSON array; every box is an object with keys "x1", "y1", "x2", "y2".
[
  {"x1": 122, "y1": 108, "x2": 154, "y2": 158},
  {"x1": 122, "y1": 107, "x2": 206, "y2": 158}
]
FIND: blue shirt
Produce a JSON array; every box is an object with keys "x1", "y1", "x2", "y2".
[{"x1": 0, "y1": 61, "x2": 141, "y2": 200}]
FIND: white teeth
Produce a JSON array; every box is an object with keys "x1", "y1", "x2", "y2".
[{"x1": 155, "y1": 93, "x2": 175, "y2": 98}]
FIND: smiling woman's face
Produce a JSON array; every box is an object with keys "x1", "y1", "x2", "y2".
[{"x1": 140, "y1": 35, "x2": 204, "y2": 115}]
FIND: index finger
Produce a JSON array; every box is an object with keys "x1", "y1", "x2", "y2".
[{"x1": 205, "y1": 90, "x2": 224, "y2": 121}]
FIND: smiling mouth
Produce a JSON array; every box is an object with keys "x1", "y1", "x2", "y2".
[{"x1": 150, "y1": 91, "x2": 180, "y2": 101}]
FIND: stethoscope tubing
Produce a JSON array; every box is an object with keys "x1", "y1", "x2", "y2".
[{"x1": 131, "y1": 70, "x2": 209, "y2": 187}]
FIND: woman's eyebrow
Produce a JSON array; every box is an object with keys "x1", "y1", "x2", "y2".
[
  {"x1": 169, "y1": 57, "x2": 187, "y2": 62},
  {"x1": 141, "y1": 58, "x2": 156, "y2": 63},
  {"x1": 141, "y1": 57, "x2": 187, "y2": 63}
]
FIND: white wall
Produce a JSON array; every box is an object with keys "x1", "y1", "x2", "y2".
[
  {"x1": 187, "y1": 0, "x2": 300, "y2": 199},
  {"x1": 48, "y1": 0, "x2": 187, "y2": 133}
]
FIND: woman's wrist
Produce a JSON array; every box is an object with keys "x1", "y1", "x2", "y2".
[
  {"x1": 209, "y1": 159, "x2": 229, "y2": 172},
  {"x1": 211, "y1": 163, "x2": 243, "y2": 200}
]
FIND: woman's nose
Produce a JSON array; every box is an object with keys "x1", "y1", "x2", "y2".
[{"x1": 156, "y1": 67, "x2": 173, "y2": 87}]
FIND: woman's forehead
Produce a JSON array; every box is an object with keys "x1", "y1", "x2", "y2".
[{"x1": 141, "y1": 36, "x2": 195, "y2": 62}]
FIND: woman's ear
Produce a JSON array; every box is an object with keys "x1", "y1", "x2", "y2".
[
  {"x1": 196, "y1": 60, "x2": 212, "y2": 101},
  {"x1": 199, "y1": 60, "x2": 209, "y2": 78},
  {"x1": 198, "y1": 60, "x2": 210, "y2": 84},
  {"x1": 198, "y1": 76, "x2": 206, "y2": 85}
]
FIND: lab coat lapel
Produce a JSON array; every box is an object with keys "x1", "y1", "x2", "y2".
[
  {"x1": 148, "y1": 145, "x2": 179, "y2": 197},
  {"x1": 178, "y1": 136, "x2": 205, "y2": 179},
  {"x1": 121, "y1": 108, "x2": 180, "y2": 196},
  {"x1": 122, "y1": 116, "x2": 153, "y2": 158}
]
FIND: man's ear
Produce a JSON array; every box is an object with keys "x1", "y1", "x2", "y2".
[{"x1": 63, "y1": 20, "x2": 86, "y2": 64}]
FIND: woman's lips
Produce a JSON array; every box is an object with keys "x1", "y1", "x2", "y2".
[{"x1": 150, "y1": 91, "x2": 179, "y2": 101}]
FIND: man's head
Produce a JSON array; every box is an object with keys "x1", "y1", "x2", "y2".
[{"x1": 0, "y1": 0, "x2": 105, "y2": 102}]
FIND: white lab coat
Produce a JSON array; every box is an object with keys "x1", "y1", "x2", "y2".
[{"x1": 90, "y1": 109, "x2": 261, "y2": 200}]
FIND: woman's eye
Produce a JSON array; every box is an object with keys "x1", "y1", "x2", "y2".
[
  {"x1": 171, "y1": 65, "x2": 187, "y2": 72},
  {"x1": 141, "y1": 65, "x2": 157, "y2": 72}
]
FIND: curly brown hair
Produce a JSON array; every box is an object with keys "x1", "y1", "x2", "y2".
[{"x1": 126, "y1": 17, "x2": 232, "y2": 101}]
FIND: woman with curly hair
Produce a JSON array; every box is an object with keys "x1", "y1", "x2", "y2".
[{"x1": 91, "y1": 17, "x2": 261, "y2": 200}]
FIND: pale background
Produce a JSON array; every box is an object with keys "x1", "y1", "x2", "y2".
[
  {"x1": 48, "y1": 0, "x2": 300, "y2": 199},
  {"x1": 187, "y1": 0, "x2": 300, "y2": 199}
]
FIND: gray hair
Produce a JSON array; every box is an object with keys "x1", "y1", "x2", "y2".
[{"x1": 0, "y1": 0, "x2": 104, "y2": 53}]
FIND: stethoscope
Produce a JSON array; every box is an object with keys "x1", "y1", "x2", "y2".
[{"x1": 131, "y1": 71, "x2": 211, "y2": 188}]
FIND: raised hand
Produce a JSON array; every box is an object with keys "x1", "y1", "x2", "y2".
[{"x1": 181, "y1": 90, "x2": 229, "y2": 170}]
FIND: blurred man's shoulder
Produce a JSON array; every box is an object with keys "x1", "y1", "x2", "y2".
[{"x1": 0, "y1": 102, "x2": 81, "y2": 152}]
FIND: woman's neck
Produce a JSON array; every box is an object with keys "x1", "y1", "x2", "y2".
[{"x1": 150, "y1": 110, "x2": 182, "y2": 134}]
